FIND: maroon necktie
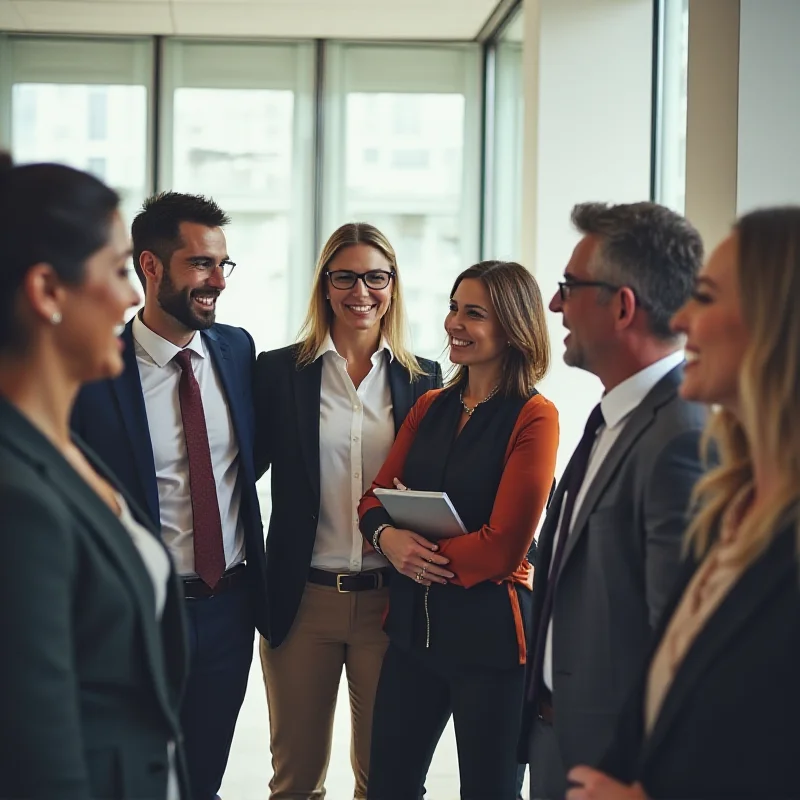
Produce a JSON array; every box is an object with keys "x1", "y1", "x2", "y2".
[
  {"x1": 527, "y1": 403, "x2": 604, "y2": 700},
  {"x1": 174, "y1": 349, "x2": 226, "y2": 589}
]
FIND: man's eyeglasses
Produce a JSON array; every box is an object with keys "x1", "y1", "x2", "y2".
[
  {"x1": 557, "y1": 278, "x2": 622, "y2": 302},
  {"x1": 187, "y1": 258, "x2": 237, "y2": 279},
  {"x1": 326, "y1": 269, "x2": 395, "y2": 290}
]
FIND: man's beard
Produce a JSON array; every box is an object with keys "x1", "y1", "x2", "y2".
[
  {"x1": 563, "y1": 338, "x2": 586, "y2": 370},
  {"x1": 157, "y1": 268, "x2": 219, "y2": 331}
]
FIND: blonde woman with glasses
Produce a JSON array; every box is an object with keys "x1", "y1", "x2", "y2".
[
  {"x1": 567, "y1": 206, "x2": 800, "y2": 800},
  {"x1": 253, "y1": 222, "x2": 442, "y2": 799}
]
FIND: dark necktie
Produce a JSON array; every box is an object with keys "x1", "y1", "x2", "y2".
[
  {"x1": 527, "y1": 402, "x2": 604, "y2": 700},
  {"x1": 174, "y1": 349, "x2": 226, "y2": 589}
]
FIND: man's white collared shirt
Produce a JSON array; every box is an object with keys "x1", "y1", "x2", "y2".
[
  {"x1": 313, "y1": 333, "x2": 394, "y2": 573},
  {"x1": 542, "y1": 351, "x2": 684, "y2": 690},
  {"x1": 132, "y1": 315, "x2": 245, "y2": 577}
]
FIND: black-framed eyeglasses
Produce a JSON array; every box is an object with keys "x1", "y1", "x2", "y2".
[
  {"x1": 326, "y1": 269, "x2": 395, "y2": 290},
  {"x1": 187, "y1": 258, "x2": 237, "y2": 279},
  {"x1": 557, "y1": 278, "x2": 622, "y2": 302}
]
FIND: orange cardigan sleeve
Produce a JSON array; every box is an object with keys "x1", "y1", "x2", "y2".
[{"x1": 437, "y1": 395, "x2": 559, "y2": 588}]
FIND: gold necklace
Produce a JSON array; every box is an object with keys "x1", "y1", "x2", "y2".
[{"x1": 460, "y1": 385, "x2": 499, "y2": 416}]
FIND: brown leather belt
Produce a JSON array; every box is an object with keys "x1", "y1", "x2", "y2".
[
  {"x1": 308, "y1": 567, "x2": 391, "y2": 593},
  {"x1": 182, "y1": 563, "x2": 247, "y2": 599}
]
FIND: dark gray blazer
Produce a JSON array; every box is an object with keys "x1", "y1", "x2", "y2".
[
  {"x1": 519, "y1": 365, "x2": 707, "y2": 773},
  {"x1": 0, "y1": 398, "x2": 188, "y2": 800}
]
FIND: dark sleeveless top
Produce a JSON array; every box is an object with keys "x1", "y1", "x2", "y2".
[{"x1": 384, "y1": 386, "x2": 534, "y2": 669}]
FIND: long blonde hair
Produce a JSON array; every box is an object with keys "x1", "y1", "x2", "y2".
[
  {"x1": 686, "y1": 207, "x2": 800, "y2": 564},
  {"x1": 295, "y1": 222, "x2": 424, "y2": 378}
]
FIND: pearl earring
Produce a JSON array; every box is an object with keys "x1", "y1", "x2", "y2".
[{"x1": 50, "y1": 311, "x2": 62, "y2": 325}]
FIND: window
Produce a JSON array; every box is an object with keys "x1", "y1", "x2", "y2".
[
  {"x1": 1, "y1": 37, "x2": 152, "y2": 230},
  {"x1": 160, "y1": 41, "x2": 316, "y2": 357},
  {"x1": 654, "y1": 0, "x2": 689, "y2": 212},
  {"x1": 323, "y1": 44, "x2": 482, "y2": 361},
  {"x1": 390, "y1": 147, "x2": 430, "y2": 169},
  {"x1": 88, "y1": 90, "x2": 108, "y2": 140},
  {"x1": 484, "y1": 5, "x2": 525, "y2": 261},
  {"x1": 86, "y1": 156, "x2": 107, "y2": 181}
]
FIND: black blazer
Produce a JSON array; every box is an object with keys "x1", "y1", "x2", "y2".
[
  {"x1": 600, "y1": 516, "x2": 800, "y2": 799},
  {"x1": 71, "y1": 319, "x2": 269, "y2": 637},
  {"x1": 254, "y1": 344, "x2": 442, "y2": 648},
  {"x1": 0, "y1": 398, "x2": 188, "y2": 800}
]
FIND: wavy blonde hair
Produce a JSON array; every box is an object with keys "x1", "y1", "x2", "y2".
[
  {"x1": 445, "y1": 260, "x2": 550, "y2": 398},
  {"x1": 686, "y1": 207, "x2": 800, "y2": 565},
  {"x1": 295, "y1": 222, "x2": 424, "y2": 378}
]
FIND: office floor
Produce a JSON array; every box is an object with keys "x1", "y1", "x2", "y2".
[{"x1": 220, "y1": 637, "x2": 531, "y2": 799}]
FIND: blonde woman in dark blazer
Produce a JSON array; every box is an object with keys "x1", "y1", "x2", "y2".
[
  {"x1": 0, "y1": 156, "x2": 187, "y2": 799},
  {"x1": 254, "y1": 222, "x2": 442, "y2": 799},
  {"x1": 567, "y1": 206, "x2": 800, "y2": 800}
]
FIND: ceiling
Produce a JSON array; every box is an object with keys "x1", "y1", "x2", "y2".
[{"x1": 0, "y1": 0, "x2": 506, "y2": 40}]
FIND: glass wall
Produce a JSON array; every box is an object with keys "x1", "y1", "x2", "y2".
[
  {"x1": 160, "y1": 40, "x2": 316, "y2": 353},
  {"x1": 0, "y1": 36, "x2": 152, "y2": 228},
  {"x1": 654, "y1": 0, "x2": 689, "y2": 212},
  {"x1": 0, "y1": 35, "x2": 484, "y2": 363},
  {"x1": 323, "y1": 44, "x2": 482, "y2": 360}
]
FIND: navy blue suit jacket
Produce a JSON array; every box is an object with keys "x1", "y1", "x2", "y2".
[{"x1": 71, "y1": 318, "x2": 268, "y2": 638}]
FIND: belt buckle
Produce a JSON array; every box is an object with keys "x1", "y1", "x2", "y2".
[{"x1": 336, "y1": 574, "x2": 351, "y2": 593}]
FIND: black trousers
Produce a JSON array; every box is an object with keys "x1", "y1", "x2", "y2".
[{"x1": 368, "y1": 642, "x2": 525, "y2": 800}]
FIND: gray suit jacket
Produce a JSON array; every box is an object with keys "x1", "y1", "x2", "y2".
[
  {"x1": 0, "y1": 397, "x2": 189, "y2": 799},
  {"x1": 519, "y1": 365, "x2": 706, "y2": 774}
]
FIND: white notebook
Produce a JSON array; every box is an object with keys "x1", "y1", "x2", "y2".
[{"x1": 373, "y1": 488, "x2": 468, "y2": 539}]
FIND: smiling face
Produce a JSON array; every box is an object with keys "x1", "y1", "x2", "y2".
[
  {"x1": 155, "y1": 221, "x2": 229, "y2": 331},
  {"x1": 445, "y1": 277, "x2": 507, "y2": 370},
  {"x1": 548, "y1": 235, "x2": 619, "y2": 376},
  {"x1": 59, "y1": 211, "x2": 140, "y2": 381},
  {"x1": 326, "y1": 244, "x2": 393, "y2": 336},
  {"x1": 670, "y1": 233, "x2": 749, "y2": 412}
]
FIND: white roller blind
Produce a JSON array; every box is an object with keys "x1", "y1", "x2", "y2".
[{"x1": 3, "y1": 36, "x2": 152, "y2": 85}]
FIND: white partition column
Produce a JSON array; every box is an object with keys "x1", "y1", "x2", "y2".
[
  {"x1": 737, "y1": 0, "x2": 800, "y2": 213},
  {"x1": 520, "y1": 0, "x2": 655, "y2": 474},
  {"x1": 683, "y1": 0, "x2": 800, "y2": 248}
]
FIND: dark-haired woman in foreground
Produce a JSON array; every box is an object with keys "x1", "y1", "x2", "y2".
[
  {"x1": 359, "y1": 260, "x2": 559, "y2": 799},
  {"x1": 0, "y1": 155, "x2": 187, "y2": 799},
  {"x1": 567, "y1": 207, "x2": 800, "y2": 800}
]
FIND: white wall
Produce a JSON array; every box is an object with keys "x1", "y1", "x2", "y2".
[
  {"x1": 521, "y1": 0, "x2": 654, "y2": 475},
  {"x1": 737, "y1": 0, "x2": 800, "y2": 213}
]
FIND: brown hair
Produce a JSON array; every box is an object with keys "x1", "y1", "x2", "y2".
[
  {"x1": 295, "y1": 222, "x2": 423, "y2": 378},
  {"x1": 445, "y1": 260, "x2": 550, "y2": 398}
]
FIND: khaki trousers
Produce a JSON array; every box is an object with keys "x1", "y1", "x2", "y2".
[{"x1": 260, "y1": 581, "x2": 389, "y2": 800}]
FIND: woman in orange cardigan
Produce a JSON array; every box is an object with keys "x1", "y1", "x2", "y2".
[{"x1": 358, "y1": 260, "x2": 559, "y2": 799}]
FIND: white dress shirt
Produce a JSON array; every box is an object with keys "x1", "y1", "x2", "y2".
[
  {"x1": 312, "y1": 333, "x2": 394, "y2": 573},
  {"x1": 132, "y1": 315, "x2": 245, "y2": 577},
  {"x1": 115, "y1": 492, "x2": 180, "y2": 800},
  {"x1": 542, "y1": 351, "x2": 684, "y2": 690}
]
